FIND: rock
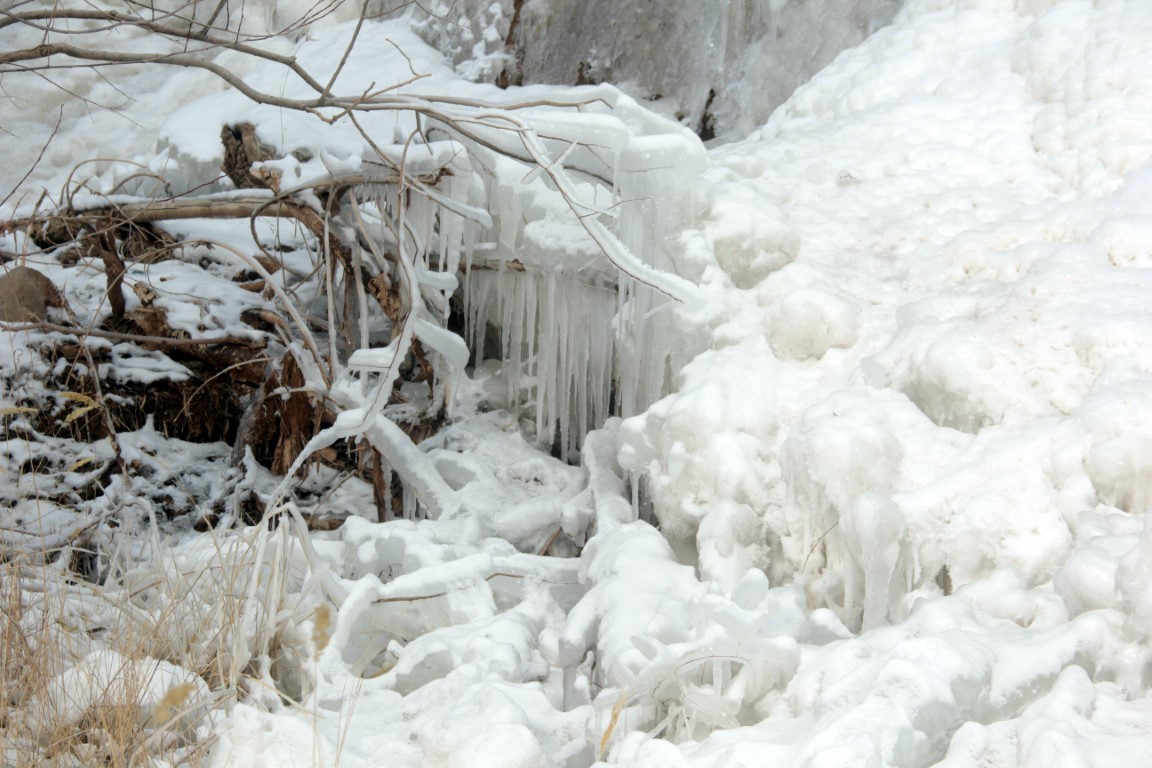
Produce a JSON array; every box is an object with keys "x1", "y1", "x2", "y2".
[{"x1": 0, "y1": 266, "x2": 64, "y2": 322}]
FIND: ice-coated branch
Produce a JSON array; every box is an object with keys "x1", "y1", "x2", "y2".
[
  {"x1": 3, "y1": 2, "x2": 704, "y2": 522},
  {"x1": 515, "y1": 118, "x2": 699, "y2": 303}
]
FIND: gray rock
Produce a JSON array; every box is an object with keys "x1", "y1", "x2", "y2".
[{"x1": 0, "y1": 266, "x2": 64, "y2": 322}]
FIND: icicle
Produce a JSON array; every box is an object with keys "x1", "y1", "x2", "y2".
[
  {"x1": 421, "y1": 196, "x2": 435, "y2": 269},
  {"x1": 630, "y1": 470, "x2": 641, "y2": 520},
  {"x1": 511, "y1": 273, "x2": 527, "y2": 420},
  {"x1": 574, "y1": 329, "x2": 587, "y2": 462},
  {"x1": 525, "y1": 274, "x2": 539, "y2": 425},
  {"x1": 768, "y1": 0, "x2": 785, "y2": 44},
  {"x1": 440, "y1": 171, "x2": 469, "y2": 274},
  {"x1": 596, "y1": 287, "x2": 615, "y2": 423},
  {"x1": 455, "y1": 102, "x2": 707, "y2": 458},
  {"x1": 558, "y1": 290, "x2": 571, "y2": 459},
  {"x1": 561, "y1": 640, "x2": 579, "y2": 712},
  {"x1": 463, "y1": 218, "x2": 478, "y2": 273},
  {"x1": 436, "y1": 208, "x2": 447, "y2": 274},
  {"x1": 500, "y1": 274, "x2": 516, "y2": 415},
  {"x1": 468, "y1": 272, "x2": 491, "y2": 364},
  {"x1": 516, "y1": 274, "x2": 529, "y2": 407},
  {"x1": 616, "y1": 278, "x2": 639, "y2": 419},
  {"x1": 612, "y1": 147, "x2": 622, "y2": 211},
  {"x1": 495, "y1": 180, "x2": 523, "y2": 256},
  {"x1": 539, "y1": 273, "x2": 559, "y2": 445},
  {"x1": 403, "y1": 485, "x2": 416, "y2": 522},
  {"x1": 847, "y1": 492, "x2": 907, "y2": 631},
  {"x1": 463, "y1": 271, "x2": 476, "y2": 360}
]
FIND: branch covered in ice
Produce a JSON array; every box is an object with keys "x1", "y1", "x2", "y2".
[{"x1": 2, "y1": 0, "x2": 709, "y2": 526}]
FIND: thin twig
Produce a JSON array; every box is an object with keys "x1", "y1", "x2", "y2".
[
  {"x1": 0, "y1": 320, "x2": 262, "y2": 347},
  {"x1": 0, "y1": 106, "x2": 61, "y2": 211},
  {"x1": 372, "y1": 571, "x2": 524, "y2": 604}
]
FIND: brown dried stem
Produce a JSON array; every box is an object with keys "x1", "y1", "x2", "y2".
[{"x1": 0, "y1": 320, "x2": 262, "y2": 348}]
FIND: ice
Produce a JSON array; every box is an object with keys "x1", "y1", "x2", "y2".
[
  {"x1": 844, "y1": 492, "x2": 908, "y2": 631},
  {"x1": 455, "y1": 103, "x2": 707, "y2": 458},
  {"x1": 366, "y1": 415, "x2": 460, "y2": 520},
  {"x1": 8, "y1": 0, "x2": 1152, "y2": 765},
  {"x1": 347, "y1": 346, "x2": 398, "y2": 372},
  {"x1": 695, "y1": 500, "x2": 767, "y2": 592},
  {"x1": 1053, "y1": 519, "x2": 1134, "y2": 617},
  {"x1": 704, "y1": 182, "x2": 800, "y2": 289},
  {"x1": 765, "y1": 288, "x2": 859, "y2": 362},
  {"x1": 1116, "y1": 515, "x2": 1152, "y2": 639},
  {"x1": 413, "y1": 316, "x2": 471, "y2": 370},
  {"x1": 597, "y1": 0, "x2": 1152, "y2": 760},
  {"x1": 404, "y1": 0, "x2": 903, "y2": 138}
]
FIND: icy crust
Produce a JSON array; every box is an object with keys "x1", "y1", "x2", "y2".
[
  {"x1": 626, "y1": 0, "x2": 1152, "y2": 605},
  {"x1": 610, "y1": 0, "x2": 1152, "y2": 762},
  {"x1": 612, "y1": 608, "x2": 1152, "y2": 768}
]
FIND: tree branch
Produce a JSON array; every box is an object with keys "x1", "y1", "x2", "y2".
[{"x1": 0, "y1": 320, "x2": 262, "y2": 348}]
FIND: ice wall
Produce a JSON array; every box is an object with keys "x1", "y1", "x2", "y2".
[
  {"x1": 404, "y1": 0, "x2": 905, "y2": 138},
  {"x1": 461, "y1": 94, "x2": 710, "y2": 460}
]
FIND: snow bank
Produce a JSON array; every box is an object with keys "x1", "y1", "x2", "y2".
[
  {"x1": 611, "y1": 0, "x2": 1152, "y2": 761},
  {"x1": 20, "y1": 649, "x2": 210, "y2": 741}
]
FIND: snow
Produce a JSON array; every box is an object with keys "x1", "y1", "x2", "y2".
[
  {"x1": 4, "y1": 0, "x2": 1152, "y2": 766},
  {"x1": 26, "y1": 649, "x2": 210, "y2": 734}
]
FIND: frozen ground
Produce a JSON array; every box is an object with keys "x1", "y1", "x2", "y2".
[{"x1": 3, "y1": 0, "x2": 1152, "y2": 766}]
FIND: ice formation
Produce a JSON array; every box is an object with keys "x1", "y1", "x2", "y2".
[
  {"x1": 405, "y1": 0, "x2": 905, "y2": 137},
  {"x1": 149, "y1": 17, "x2": 709, "y2": 467},
  {"x1": 458, "y1": 98, "x2": 711, "y2": 459},
  {"x1": 5, "y1": 0, "x2": 1152, "y2": 766}
]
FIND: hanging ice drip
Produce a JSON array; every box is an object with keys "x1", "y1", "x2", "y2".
[{"x1": 463, "y1": 93, "x2": 706, "y2": 462}]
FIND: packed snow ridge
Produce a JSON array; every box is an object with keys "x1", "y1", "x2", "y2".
[{"x1": 3, "y1": 0, "x2": 1152, "y2": 766}]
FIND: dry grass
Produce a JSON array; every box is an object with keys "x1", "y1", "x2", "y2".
[
  {"x1": 0, "y1": 324, "x2": 319, "y2": 766},
  {"x1": 1, "y1": 554, "x2": 198, "y2": 767},
  {"x1": 0, "y1": 511, "x2": 309, "y2": 768}
]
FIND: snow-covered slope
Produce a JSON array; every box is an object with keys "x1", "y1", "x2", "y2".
[{"x1": 611, "y1": 0, "x2": 1152, "y2": 763}]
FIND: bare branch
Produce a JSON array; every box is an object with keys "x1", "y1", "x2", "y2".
[
  {"x1": 319, "y1": 3, "x2": 369, "y2": 101},
  {"x1": 0, "y1": 42, "x2": 338, "y2": 111},
  {"x1": 0, "y1": 320, "x2": 262, "y2": 348}
]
